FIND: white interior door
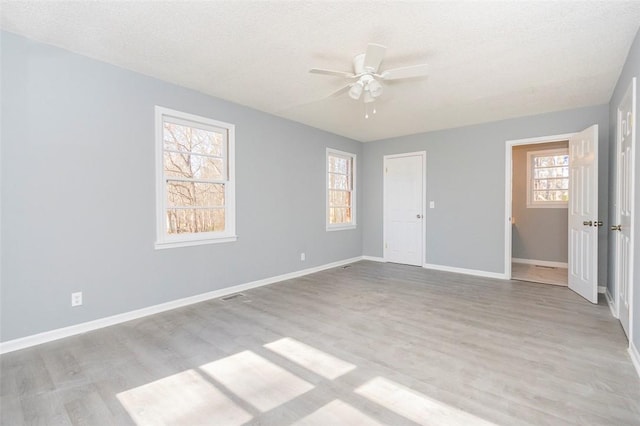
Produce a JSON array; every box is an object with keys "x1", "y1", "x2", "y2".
[
  {"x1": 384, "y1": 153, "x2": 425, "y2": 266},
  {"x1": 615, "y1": 77, "x2": 635, "y2": 338},
  {"x1": 568, "y1": 125, "x2": 599, "y2": 303}
]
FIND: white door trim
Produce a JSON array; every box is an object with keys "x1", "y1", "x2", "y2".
[
  {"x1": 383, "y1": 151, "x2": 427, "y2": 265},
  {"x1": 629, "y1": 81, "x2": 636, "y2": 346},
  {"x1": 611, "y1": 100, "x2": 625, "y2": 318},
  {"x1": 504, "y1": 133, "x2": 575, "y2": 279},
  {"x1": 612, "y1": 104, "x2": 622, "y2": 317}
]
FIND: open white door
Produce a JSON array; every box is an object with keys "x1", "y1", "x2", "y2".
[
  {"x1": 614, "y1": 77, "x2": 635, "y2": 337},
  {"x1": 384, "y1": 152, "x2": 425, "y2": 266},
  {"x1": 568, "y1": 125, "x2": 599, "y2": 303}
]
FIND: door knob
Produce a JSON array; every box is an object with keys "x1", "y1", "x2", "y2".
[
  {"x1": 595, "y1": 221, "x2": 603, "y2": 227},
  {"x1": 611, "y1": 225, "x2": 622, "y2": 231},
  {"x1": 583, "y1": 220, "x2": 592, "y2": 226},
  {"x1": 416, "y1": 214, "x2": 422, "y2": 219}
]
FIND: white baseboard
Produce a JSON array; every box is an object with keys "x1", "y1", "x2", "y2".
[
  {"x1": 361, "y1": 256, "x2": 385, "y2": 262},
  {"x1": 630, "y1": 341, "x2": 640, "y2": 380},
  {"x1": 605, "y1": 288, "x2": 618, "y2": 318},
  {"x1": 423, "y1": 263, "x2": 506, "y2": 280},
  {"x1": 512, "y1": 258, "x2": 568, "y2": 268},
  {"x1": 0, "y1": 256, "x2": 362, "y2": 355}
]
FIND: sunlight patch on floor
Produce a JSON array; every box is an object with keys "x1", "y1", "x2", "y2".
[
  {"x1": 292, "y1": 399, "x2": 384, "y2": 425},
  {"x1": 200, "y1": 350, "x2": 314, "y2": 412},
  {"x1": 116, "y1": 369, "x2": 252, "y2": 425},
  {"x1": 355, "y1": 377, "x2": 496, "y2": 426},
  {"x1": 264, "y1": 337, "x2": 356, "y2": 380}
]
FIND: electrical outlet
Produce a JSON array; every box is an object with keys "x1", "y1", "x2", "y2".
[
  {"x1": 71, "y1": 292, "x2": 83, "y2": 307},
  {"x1": 429, "y1": 201, "x2": 435, "y2": 208},
  {"x1": 300, "y1": 252, "x2": 306, "y2": 261}
]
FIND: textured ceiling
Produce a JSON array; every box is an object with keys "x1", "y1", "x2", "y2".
[{"x1": 2, "y1": 1, "x2": 640, "y2": 142}]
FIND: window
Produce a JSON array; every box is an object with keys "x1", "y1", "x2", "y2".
[
  {"x1": 526, "y1": 148, "x2": 569, "y2": 208},
  {"x1": 155, "y1": 106, "x2": 236, "y2": 249},
  {"x1": 327, "y1": 148, "x2": 356, "y2": 230}
]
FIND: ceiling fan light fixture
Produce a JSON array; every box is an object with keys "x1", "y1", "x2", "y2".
[
  {"x1": 367, "y1": 79, "x2": 383, "y2": 98},
  {"x1": 363, "y1": 91, "x2": 375, "y2": 103},
  {"x1": 348, "y1": 81, "x2": 364, "y2": 100}
]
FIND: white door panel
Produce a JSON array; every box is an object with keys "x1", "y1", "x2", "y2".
[
  {"x1": 615, "y1": 77, "x2": 635, "y2": 338},
  {"x1": 384, "y1": 153, "x2": 424, "y2": 266},
  {"x1": 568, "y1": 125, "x2": 599, "y2": 303}
]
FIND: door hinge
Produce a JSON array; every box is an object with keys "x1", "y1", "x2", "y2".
[
  {"x1": 385, "y1": 242, "x2": 388, "y2": 249},
  {"x1": 385, "y1": 167, "x2": 388, "y2": 174}
]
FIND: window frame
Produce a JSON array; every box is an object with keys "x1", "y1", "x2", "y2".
[
  {"x1": 326, "y1": 148, "x2": 357, "y2": 231},
  {"x1": 526, "y1": 147, "x2": 569, "y2": 209},
  {"x1": 155, "y1": 106, "x2": 237, "y2": 249}
]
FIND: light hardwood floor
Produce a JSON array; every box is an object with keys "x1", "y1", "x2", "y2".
[
  {"x1": 1, "y1": 261, "x2": 639, "y2": 425},
  {"x1": 512, "y1": 262, "x2": 568, "y2": 286}
]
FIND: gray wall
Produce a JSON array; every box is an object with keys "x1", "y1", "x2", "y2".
[
  {"x1": 362, "y1": 105, "x2": 609, "y2": 279},
  {"x1": 0, "y1": 32, "x2": 362, "y2": 342},
  {"x1": 608, "y1": 27, "x2": 640, "y2": 348},
  {"x1": 511, "y1": 141, "x2": 569, "y2": 263}
]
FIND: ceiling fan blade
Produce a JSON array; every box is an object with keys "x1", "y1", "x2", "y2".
[
  {"x1": 363, "y1": 43, "x2": 386, "y2": 72},
  {"x1": 275, "y1": 85, "x2": 352, "y2": 114},
  {"x1": 309, "y1": 68, "x2": 355, "y2": 78},
  {"x1": 328, "y1": 84, "x2": 352, "y2": 98},
  {"x1": 380, "y1": 64, "x2": 429, "y2": 80}
]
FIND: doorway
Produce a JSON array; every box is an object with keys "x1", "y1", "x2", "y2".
[
  {"x1": 383, "y1": 152, "x2": 426, "y2": 266},
  {"x1": 505, "y1": 126, "x2": 600, "y2": 303},
  {"x1": 510, "y1": 141, "x2": 569, "y2": 286}
]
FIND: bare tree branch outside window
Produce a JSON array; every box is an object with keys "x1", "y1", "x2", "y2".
[{"x1": 163, "y1": 122, "x2": 226, "y2": 234}]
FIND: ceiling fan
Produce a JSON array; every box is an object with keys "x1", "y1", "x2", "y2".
[{"x1": 309, "y1": 43, "x2": 429, "y2": 111}]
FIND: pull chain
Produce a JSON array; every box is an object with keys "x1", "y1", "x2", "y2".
[{"x1": 364, "y1": 102, "x2": 378, "y2": 118}]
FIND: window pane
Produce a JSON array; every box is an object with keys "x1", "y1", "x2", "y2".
[
  {"x1": 166, "y1": 208, "x2": 225, "y2": 234},
  {"x1": 164, "y1": 152, "x2": 225, "y2": 180},
  {"x1": 329, "y1": 208, "x2": 351, "y2": 224},
  {"x1": 556, "y1": 155, "x2": 569, "y2": 166},
  {"x1": 328, "y1": 155, "x2": 349, "y2": 174},
  {"x1": 534, "y1": 166, "x2": 568, "y2": 179},
  {"x1": 329, "y1": 173, "x2": 350, "y2": 190},
  {"x1": 167, "y1": 181, "x2": 225, "y2": 207},
  {"x1": 554, "y1": 178, "x2": 569, "y2": 189},
  {"x1": 529, "y1": 149, "x2": 568, "y2": 206},
  {"x1": 327, "y1": 150, "x2": 355, "y2": 228},
  {"x1": 553, "y1": 190, "x2": 569, "y2": 201},
  {"x1": 533, "y1": 178, "x2": 568, "y2": 190},
  {"x1": 329, "y1": 190, "x2": 351, "y2": 207},
  {"x1": 534, "y1": 180, "x2": 547, "y2": 190},
  {"x1": 163, "y1": 123, "x2": 224, "y2": 157},
  {"x1": 533, "y1": 191, "x2": 549, "y2": 202},
  {"x1": 534, "y1": 155, "x2": 568, "y2": 167},
  {"x1": 533, "y1": 190, "x2": 568, "y2": 202}
]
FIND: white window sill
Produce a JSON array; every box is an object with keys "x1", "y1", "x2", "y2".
[
  {"x1": 526, "y1": 203, "x2": 568, "y2": 209},
  {"x1": 155, "y1": 235, "x2": 238, "y2": 250},
  {"x1": 326, "y1": 224, "x2": 357, "y2": 232}
]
